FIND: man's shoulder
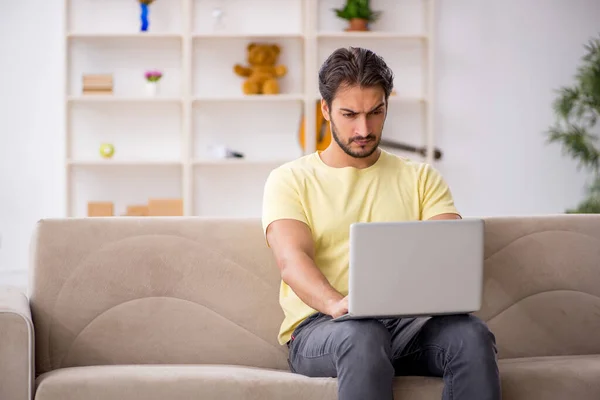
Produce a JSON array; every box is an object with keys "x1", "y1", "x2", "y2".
[
  {"x1": 268, "y1": 153, "x2": 319, "y2": 180},
  {"x1": 380, "y1": 150, "x2": 430, "y2": 176}
]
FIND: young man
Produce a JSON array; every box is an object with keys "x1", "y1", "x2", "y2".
[{"x1": 261, "y1": 47, "x2": 501, "y2": 400}]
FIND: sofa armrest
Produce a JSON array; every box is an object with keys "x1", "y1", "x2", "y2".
[{"x1": 0, "y1": 286, "x2": 34, "y2": 400}]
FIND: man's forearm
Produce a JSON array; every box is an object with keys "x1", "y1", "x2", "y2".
[{"x1": 281, "y1": 252, "x2": 343, "y2": 315}]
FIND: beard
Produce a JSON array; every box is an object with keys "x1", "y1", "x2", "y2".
[{"x1": 330, "y1": 117, "x2": 381, "y2": 159}]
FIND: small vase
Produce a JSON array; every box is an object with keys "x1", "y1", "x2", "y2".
[
  {"x1": 346, "y1": 18, "x2": 369, "y2": 32},
  {"x1": 140, "y1": 3, "x2": 149, "y2": 32},
  {"x1": 146, "y1": 82, "x2": 157, "y2": 96}
]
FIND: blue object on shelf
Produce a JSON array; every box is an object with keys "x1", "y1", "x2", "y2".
[{"x1": 140, "y1": 3, "x2": 149, "y2": 31}]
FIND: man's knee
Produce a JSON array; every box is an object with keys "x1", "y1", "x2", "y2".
[
  {"x1": 437, "y1": 314, "x2": 497, "y2": 358},
  {"x1": 336, "y1": 319, "x2": 391, "y2": 360}
]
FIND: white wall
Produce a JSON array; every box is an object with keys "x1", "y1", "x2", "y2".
[
  {"x1": 435, "y1": 0, "x2": 600, "y2": 217},
  {"x1": 0, "y1": 1, "x2": 64, "y2": 289},
  {"x1": 1, "y1": 0, "x2": 599, "y2": 290}
]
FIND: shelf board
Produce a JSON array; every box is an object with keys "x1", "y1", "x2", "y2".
[
  {"x1": 312, "y1": 94, "x2": 425, "y2": 103},
  {"x1": 67, "y1": 159, "x2": 288, "y2": 167},
  {"x1": 67, "y1": 96, "x2": 182, "y2": 104},
  {"x1": 388, "y1": 96, "x2": 427, "y2": 103},
  {"x1": 317, "y1": 32, "x2": 427, "y2": 40},
  {"x1": 193, "y1": 32, "x2": 304, "y2": 39},
  {"x1": 193, "y1": 159, "x2": 291, "y2": 166},
  {"x1": 193, "y1": 94, "x2": 304, "y2": 103},
  {"x1": 67, "y1": 160, "x2": 182, "y2": 167},
  {"x1": 67, "y1": 32, "x2": 183, "y2": 39}
]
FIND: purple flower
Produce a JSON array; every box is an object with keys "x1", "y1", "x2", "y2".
[{"x1": 145, "y1": 70, "x2": 163, "y2": 82}]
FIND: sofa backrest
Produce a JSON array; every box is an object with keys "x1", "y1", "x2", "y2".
[
  {"x1": 472, "y1": 214, "x2": 600, "y2": 359},
  {"x1": 28, "y1": 215, "x2": 600, "y2": 376},
  {"x1": 29, "y1": 217, "x2": 288, "y2": 376}
]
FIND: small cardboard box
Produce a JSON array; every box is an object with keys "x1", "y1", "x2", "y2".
[
  {"x1": 87, "y1": 201, "x2": 114, "y2": 217},
  {"x1": 148, "y1": 198, "x2": 183, "y2": 216},
  {"x1": 125, "y1": 205, "x2": 149, "y2": 216}
]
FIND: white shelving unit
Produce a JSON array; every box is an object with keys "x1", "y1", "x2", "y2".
[{"x1": 64, "y1": 0, "x2": 436, "y2": 218}]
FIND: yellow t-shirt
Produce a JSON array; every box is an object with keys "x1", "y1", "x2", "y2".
[{"x1": 261, "y1": 149, "x2": 459, "y2": 345}]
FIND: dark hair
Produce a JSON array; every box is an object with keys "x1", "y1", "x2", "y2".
[{"x1": 318, "y1": 47, "x2": 394, "y2": 108}]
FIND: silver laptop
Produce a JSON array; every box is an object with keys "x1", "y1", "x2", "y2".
[{"x1": 333, "y1": 218, "x2": 484, "y2": 321}]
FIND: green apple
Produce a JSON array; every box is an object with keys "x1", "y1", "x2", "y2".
[{"x1": 99, "y1": 143, "x2": 115, "y2": 159}]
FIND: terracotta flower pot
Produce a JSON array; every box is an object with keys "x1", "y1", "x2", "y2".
[{"x1": 346, "y1": 18, "x2": 369, "y2": 31}]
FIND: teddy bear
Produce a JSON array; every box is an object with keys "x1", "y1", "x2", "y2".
[{"x1": 233, "y1": 43, "x2": 287, "y2": 95}]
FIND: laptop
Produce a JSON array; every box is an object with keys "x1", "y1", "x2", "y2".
[{"x1": 333, "y1": 218, "x2": 484, "y2": 321}]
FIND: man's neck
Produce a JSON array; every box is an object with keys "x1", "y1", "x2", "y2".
[{"x1": 319, "y1": 147, "x2": 381, "y2": 169}]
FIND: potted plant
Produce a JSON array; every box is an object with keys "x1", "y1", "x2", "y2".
[
  {"x1": 333, "y1": 0, "x2": 381, "y2": 32},
  {"x1": 144, "y1": 70, "x2": 163, "y2": 96},
  {"x1": 546, "y1": 34, "x2": 600, "y2": 213}
]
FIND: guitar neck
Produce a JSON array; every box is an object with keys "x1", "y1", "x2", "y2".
[
  {"x1": 379, "y1": 139, "x2": 419, "y2": 153},
  {"x1": 379, "y1": 139, "x2": 443, "y2": 160}
]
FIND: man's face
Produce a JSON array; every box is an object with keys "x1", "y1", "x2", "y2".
[{"x1": 322, "y1": 84, "x2": 387, "y2": 159}]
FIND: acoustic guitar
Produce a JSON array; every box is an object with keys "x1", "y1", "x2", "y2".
[
  {"x1": 298, "y1": 101, "x2": 442, "y2": 160},
  {"x1": 298, "y1": 100, "x2": 331, "y2": 151}
]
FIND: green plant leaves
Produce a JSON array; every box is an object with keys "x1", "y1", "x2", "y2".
[
  {"x1": 567, "y1": 175, "x2": 600, "y2": 213},
  {"x1": 332, "y1": 0, "x2": 381, "y2": 22},
  {"x1": 547, "y1": 124, "x2": 599, "y2": 171},
  {"x1": 546, "y1": 34, "x2": 600, "y2": 213}
]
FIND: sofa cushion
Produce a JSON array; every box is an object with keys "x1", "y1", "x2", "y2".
[
  {"x1": 500, "y1": 355, "x2": 600, "y2": 399},
  {"x1": 34, "y1": 355, "x2": 600, "y2": 400},
  {"x1": 33, "y1": 364, "x2": 442, "y2": 400}
]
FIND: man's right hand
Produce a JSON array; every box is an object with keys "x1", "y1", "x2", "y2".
[{"x1": 325, "y1": 296, "x2": 348, "y2": 318}]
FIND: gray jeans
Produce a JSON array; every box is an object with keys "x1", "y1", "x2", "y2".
[{"x1": 287, "y1": 313, "x2": 501, "y2": 400}]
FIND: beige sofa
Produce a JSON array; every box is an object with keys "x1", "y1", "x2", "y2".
[{"x1": 2, "y1": 214, "x2": 600, "y2": 399}]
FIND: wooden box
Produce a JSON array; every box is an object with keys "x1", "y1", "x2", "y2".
[
  {"x1": 148, "y1": 198, "x2": 183, "y2": 216},
  {"x1": 87, "y1": 201, "x2": 114, "y2": 217},
  {"x1": 125, "y1": 205, "x2": 149, "y2": 216}
]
